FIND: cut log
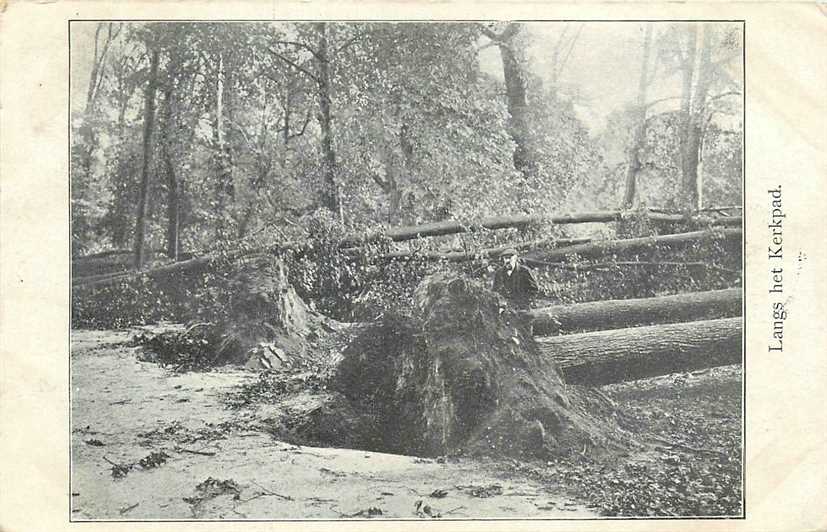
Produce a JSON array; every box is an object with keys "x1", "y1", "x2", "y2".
[
  {"x1": 340, "y1": 210, "x2": 740, "y2": 246},
  {"x1": 531, "y1": 228, "x2": 741, "y2": 261},
  {"x1": 536, "y1": 317, "x2": 743, "y2": 386},
  {"x1": 525, "y1": 288, "x2": 742, "y2": 335}
]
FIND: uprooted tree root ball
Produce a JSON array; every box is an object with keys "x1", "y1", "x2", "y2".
[
  {"x1": 330, "y1": 273, "x2": 638, "y2": 458},
  {"x1": 131, "y1": 265, "x2": 640, "y2": 459},
  {"x1": 134, "y1": 256, "x2": 341, "y2": 372}
]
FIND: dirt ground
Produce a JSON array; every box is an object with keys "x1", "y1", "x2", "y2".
[{"x1": 70, "y1": 327, "x2": 742, "y2": 520}]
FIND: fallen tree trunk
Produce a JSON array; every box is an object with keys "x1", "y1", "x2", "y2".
[
  {"x1": 377, "y1": 237, "x2": 592, "y2": 262},
  {"x1": 522, "y1": 260, "x2": 742, "y2": 276},
  {"x1": 537, "y1": 317, "x2": 743, "y2": 386},
  {"x1": 75, "y1": 227, "x2": 741, "y2": 289},
  {"x1": 532, "y1": 228, "x2": 741, "y2": 261},
  {"x1": 525, "y1": 288, "x2": 742, "y2": 335},
  {"x1": 72, "y1": 243, "x2": 304, "y2": 289},
  {"x1": 341, "y1": 210, "x2": 740, "y2": 246}
]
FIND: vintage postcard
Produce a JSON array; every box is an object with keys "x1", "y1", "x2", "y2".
[{"x1": 0, "y1": 2, "x2": 824, "y2": 531}]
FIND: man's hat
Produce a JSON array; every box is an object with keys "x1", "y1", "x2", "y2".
[{"x1": 499, "y1": 248, "x2": 518, "y2": 258}]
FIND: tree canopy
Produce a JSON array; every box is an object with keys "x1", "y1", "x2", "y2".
[{"x1": 71, "y1": 21, "x2": 743, "y2": 258}]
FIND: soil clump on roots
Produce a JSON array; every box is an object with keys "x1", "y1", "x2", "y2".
[{"x1": 331, "y1": 273, "x2": 636, "y2": 458}]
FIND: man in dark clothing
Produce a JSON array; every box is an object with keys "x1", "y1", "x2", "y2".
[{"x1": 492, "y1": 248, "x2": 539, "y2": 309}]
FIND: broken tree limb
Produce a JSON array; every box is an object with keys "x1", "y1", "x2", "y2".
[
  {"x1": 524, "y1": 288, "x2": 742, "y2": 336},
  {"x1": 530, "y1": 228, "x2": 741, "y2": 262},
  {"x1": 340, "y1": 210, "x2": 741, "y2": 247},
  {"x1": 536, "y1": 317, "x2": 743, "y2": 386}
]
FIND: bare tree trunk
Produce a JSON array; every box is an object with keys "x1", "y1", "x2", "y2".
[
  {"x1": 689, "y1": 24, "x2": 716, "y2": 211},
  {"x1": 622, "y1": 24, "x2": 653, "y2": 209},
  {"x1": 282, "y1": 87, "x2": 291, "y2": 149},
  {"x1": 316, "y1": 23, "x2": 342, "y2": 220},
  {"x1": 85, "y1": 23, "x2": 119, "y2": 112},
  {"x1": 133, "y1": 50, "x2": 160, "y2": 270},
  {"x1": 679, "y1": 25, "x2": 699, "y2": 211},
  {"x1": 161, "y1": 85, "x2": 180, "y2": 260},
  {"x1": 110, "y1": 87, "x2": 132, "y2": 247},
  {"x1": 222, "y1": 60, "x2": 236, "y2": 202},
  {"x1": 494, "y1": 24, "x2": 535, "y2": 176},
  {"x1": 212, "y1": 53, "x2": 236, "y2": 239}
]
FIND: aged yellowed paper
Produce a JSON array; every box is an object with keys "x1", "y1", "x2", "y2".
[{"x1": 1, "y1": 1, "x2": 825, "y2": 531}]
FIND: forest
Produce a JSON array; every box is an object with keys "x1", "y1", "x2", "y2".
[{"x1": 70, "y1": 21, "x2": 744, "y2": 520}]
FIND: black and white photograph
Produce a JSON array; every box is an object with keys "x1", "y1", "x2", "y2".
[{"x1": 66, "y1": 19, "x2": 747, "y2": 521}]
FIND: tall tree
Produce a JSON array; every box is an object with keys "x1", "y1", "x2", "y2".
[
  {"x1": 160, "y1": 82, "x2": 180, "y2": 259},
  {"x1": 315, "y1": 23, "x2": 341, "y2": 220},
  {"x1": 622, "y1": 24, "x2": 654, "y2": 209},
  {"x1": 677, "y1": 24, "x2": 719, "y2": 210},
  {"x1": 105, "y1": 45, "x2": 142, "y2": 247},
  {"x1": 266, "y1": 23, "x2": 347, "y2": 220},
  {"x1": 481, "y1": 23, "x2": 536, "y2": 176},
  {"x1": 133, "y1": 49, "x2": 160, "y2": 269}
]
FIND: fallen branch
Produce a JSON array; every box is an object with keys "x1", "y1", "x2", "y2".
[
  {"x1": 649, "y1": 436, "x2": 729, "y2": 458},
  {"x1": 250, "y1": 481, "x2": 293, "y2": 501},
  {"x1": 118, "y1": 502, "x2": 139, "y2": 515},
  {"x1": 176, "y1": 448, "x2": 217, "y2": 457}
]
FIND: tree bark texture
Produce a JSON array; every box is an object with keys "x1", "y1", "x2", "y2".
[
  {"x1": 132, "y1": 50, "x2": 160, "y2": 270},
  {"x1": 213, "y1": 53, "x2": 235, "y2": 239},
  {"x1": 161, "y1": 84, "x2": 181, "y2": 260},
  {"x1": 622, "y1": 24, "x2": 653, "y2": 209},
  {"x1": 316, "y1": 23, "x2": 342, "y2": 220},
  {"x1": 109, "y1": 83, "x2": 135, "y2": 248},
  {"x1": 536, "y1": 317, "x2": 742, "y2": 385},
  {"x1": 525, "y1": 288, "x2": 741, "y2": 336},
  {"x1": 494, "y1": 24, "x2": 535, "y2": 176},
  {"x1": 535, "y1": 228, "x2": 741, "y2": 261},
  {"x1": 679, "y1": 24, "x2": 700, "y2": 211}
]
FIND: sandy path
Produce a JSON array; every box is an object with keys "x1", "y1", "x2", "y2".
[{"x1": 70, "y1": 329, "x2": 594, "y2": 520}]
